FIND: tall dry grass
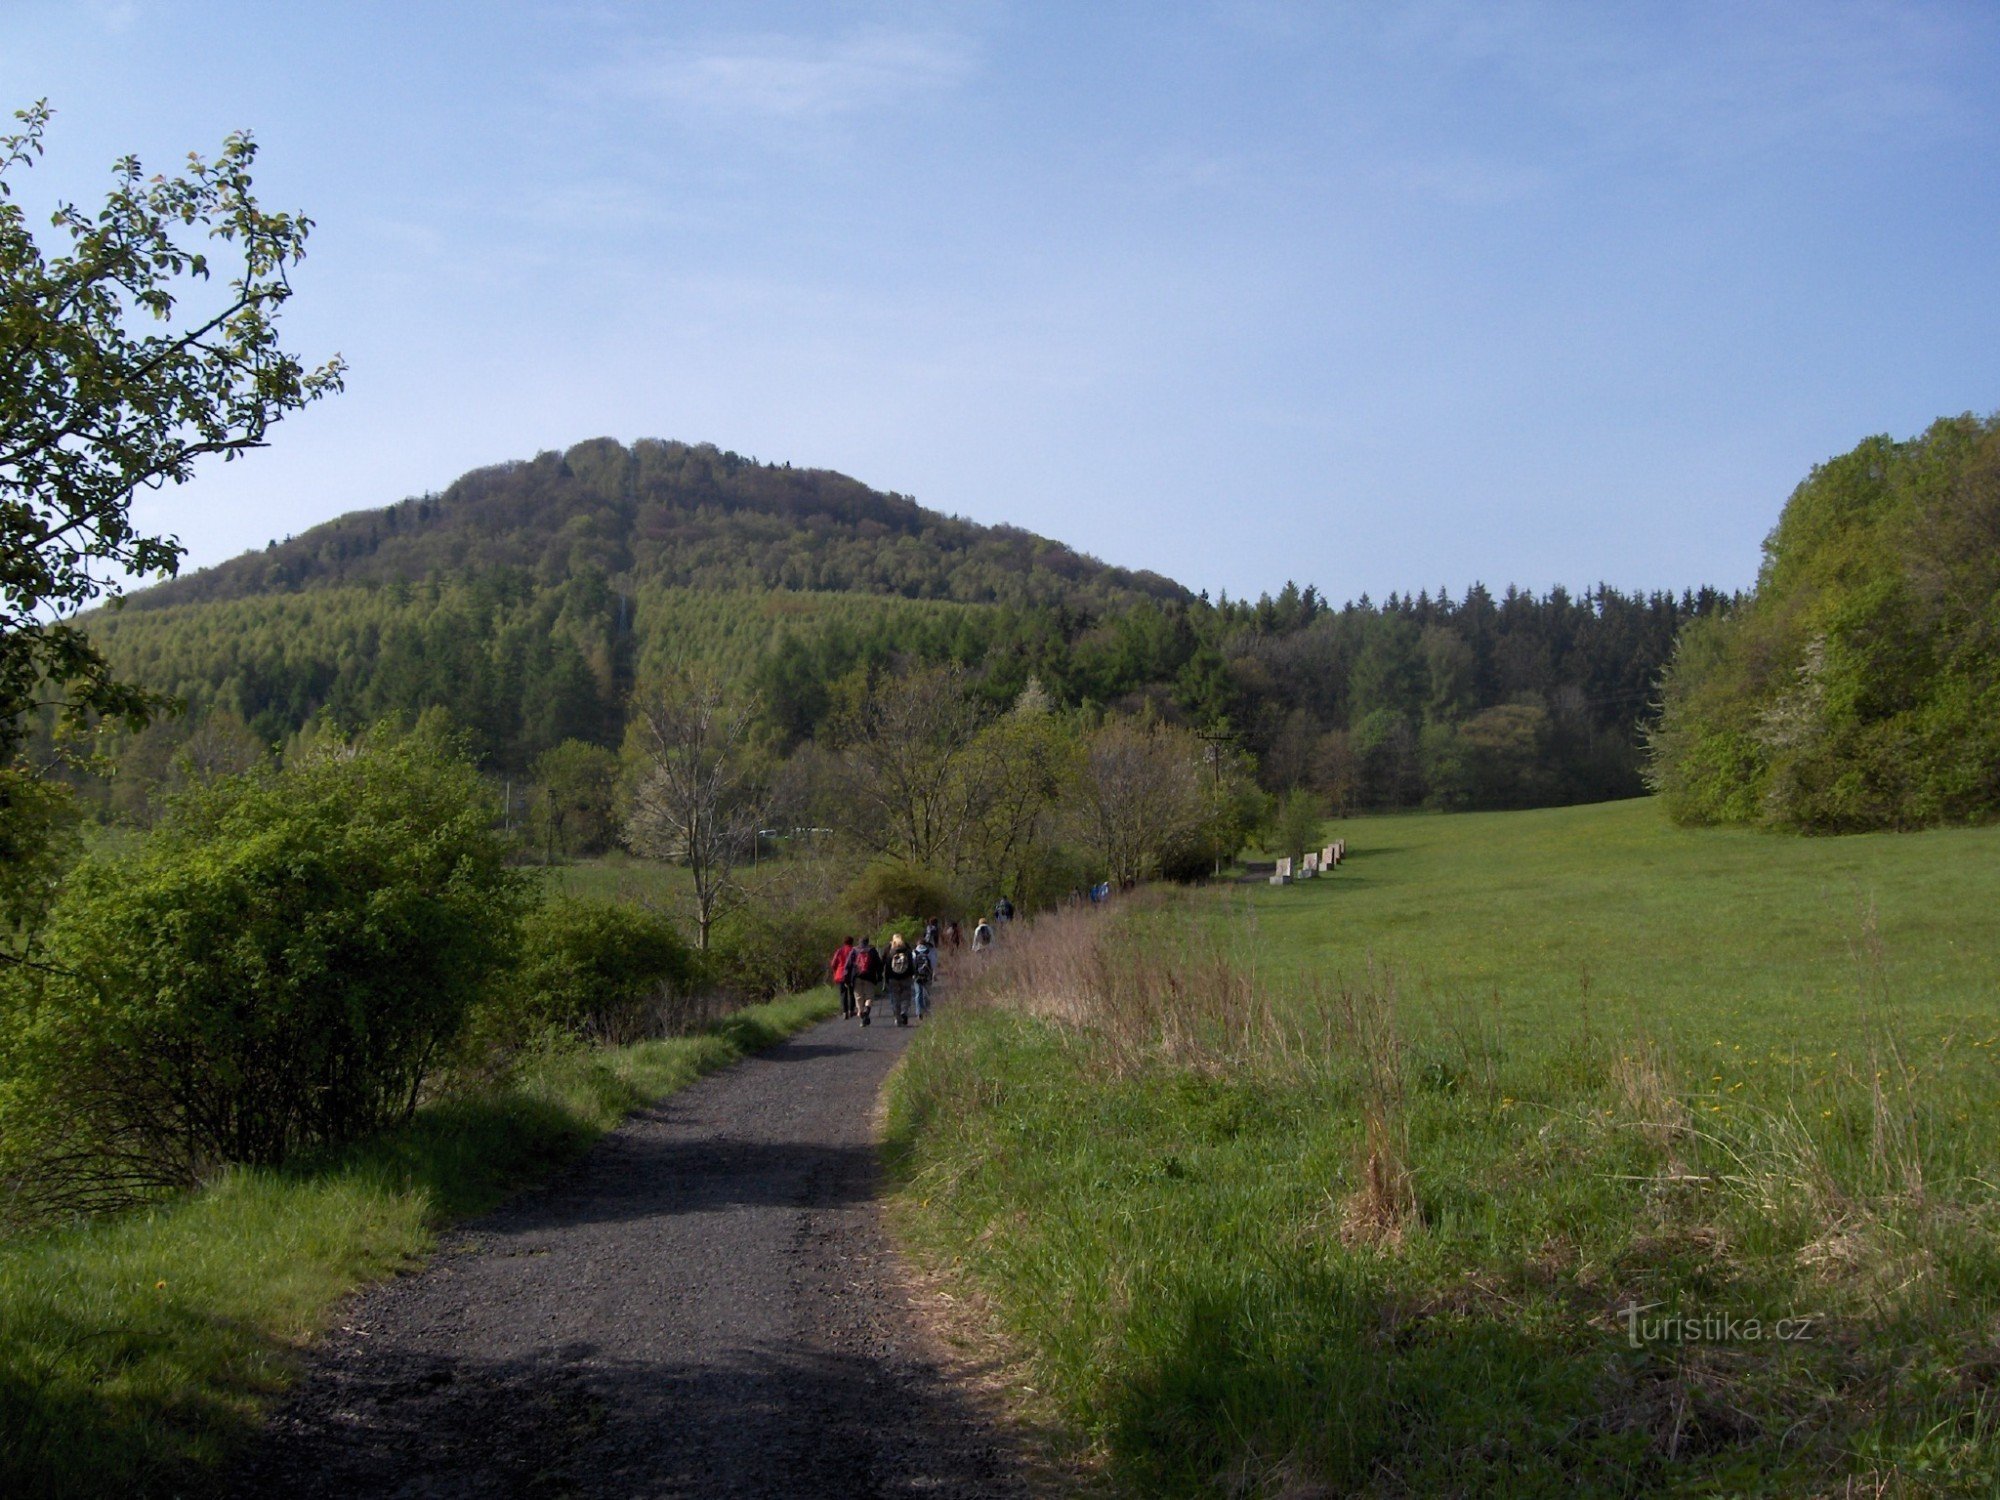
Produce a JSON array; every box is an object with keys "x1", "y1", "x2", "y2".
[{"x1": 955, "y1": 899, "x2": 1423, "y2": 1244}]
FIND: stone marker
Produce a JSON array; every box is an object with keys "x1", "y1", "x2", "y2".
[{"x1": 1275, "y1": 856, "x2": 1291, "y2": 881}]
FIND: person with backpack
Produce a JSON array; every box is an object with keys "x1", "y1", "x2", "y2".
[
  {"x1": 923, "y1": 916, "x2": 941, "y2": 949},
  {"x1": 851, "y1": 936, "x2": 882, "y2": 1026},
  {"x1": 994, "y1": 895, "x2": 1014, "y2": 925},
  {"x1": 829, "y1": 936, "x2": 857, "y2": 1018},
  {"x1": 883, "y1": 933, "x2": 917, "y2": 1026},
  {"x1": 972, "y1": 918, "x2": 994, "y2": 952},
  {"x1": 911, "y1": 935, "x2": 936, "y2": 1020}
]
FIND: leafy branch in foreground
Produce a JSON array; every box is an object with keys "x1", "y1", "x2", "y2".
[{"x1": 0, "y1": 99, "x2": 343, "y2": 762}]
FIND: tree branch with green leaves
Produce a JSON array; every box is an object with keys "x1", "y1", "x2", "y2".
[{"x1": 0, "y1": 100, "x2": 344, "y2": 763}]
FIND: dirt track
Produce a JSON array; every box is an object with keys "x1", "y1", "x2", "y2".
[{"x1": 231, "y1": 1014, "x2": 1029, "y2": 1498}]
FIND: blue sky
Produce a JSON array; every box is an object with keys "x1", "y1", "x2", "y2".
[{"x1": 7, "y1": 1, "x2": 1996, "y2": 602}]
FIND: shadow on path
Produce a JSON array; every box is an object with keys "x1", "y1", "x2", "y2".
[
  {"x1": 229, "y1": 1017, "x2": 1032, "y2": 1498},
  {"x1": 234, "y1": 1337, "x2": 1021, "y2": 1498},
  {"x1": 482, "y1": 1137, "x2": 882, "y2": 1233}
]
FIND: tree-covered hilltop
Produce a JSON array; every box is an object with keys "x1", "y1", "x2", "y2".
[
  {"x1": 129, "y1": 437, "x2": 1189, "y2": 614},
  {"x1": 1648, "y1": 413, "x2": 2000, "y2": 832},
  {"x1": 70, "y1": 433, "x2": 1734, "y2": 815}
]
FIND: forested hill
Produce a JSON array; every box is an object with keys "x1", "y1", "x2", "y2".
[
  {"x1": 80, "y1": 431, "x2": 1732, "y2": 817},
  {"x1": 130, "y1": 437, "x2": 1188, "y2": 613}
]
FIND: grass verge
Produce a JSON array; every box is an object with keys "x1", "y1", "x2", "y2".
[
  {"x1": 0, "y1": 990, "x2": 836, "y2": 1498},
  {"x1": 886, "y1": 801, "x2": 2000, "y2": 1495}
]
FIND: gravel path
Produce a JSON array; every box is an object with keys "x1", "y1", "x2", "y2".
[{"x1": 232, "y1": 1015, "x2": 1029, "y2": 1498}]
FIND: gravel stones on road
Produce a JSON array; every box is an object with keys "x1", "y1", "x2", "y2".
[{"x1": 233, "y1": 1017, "x2": 1029, "y2": 1498}]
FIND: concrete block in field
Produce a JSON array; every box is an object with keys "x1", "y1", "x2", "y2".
[{"x1": 1269, "y1": 874, "x2": 1289, "y2": 885}]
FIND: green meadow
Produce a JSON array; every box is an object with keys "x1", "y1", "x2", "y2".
[
  {"x1": 1250, "y1": 797, "x2": 2000, "y2": 1055},
  {"x1": 543, "y1": 849, "x2": 696, "y2": 908},
  {"x1": 887, "y1": 798, "x2": 2000, "y2": 1495}
]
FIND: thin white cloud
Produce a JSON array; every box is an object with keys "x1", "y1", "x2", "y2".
[
  {"x1": 85, "y1": 0, "x2": 141, "y2": 36},
  {"x1": 587, "y1": 26, "x2": 975, "y2": 126}
]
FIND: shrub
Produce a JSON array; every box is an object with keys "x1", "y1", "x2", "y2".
[
  {"x1": 843, "y1": 861, "x2": 960, "y2": 926},
  {"x1": 497, "y1": 896, "x2": 707, "y2": 1045},
  {"x1": 0, "y1": 727, "x2": 526, "y2": 1220},
  {"x1": 709, "y1": 899, "x2": 847, "y2": 1002}
]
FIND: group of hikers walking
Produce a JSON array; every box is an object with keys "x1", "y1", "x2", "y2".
[{"x1": 826, "y1": 899, "x2": 1012, "y2": 1027}]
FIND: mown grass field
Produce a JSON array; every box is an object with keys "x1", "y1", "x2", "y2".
[
  {"x1": 0, "y1": 992, "x2": 836, "y2": 1498},
  {"x1": 886, "y1": 798, "x2": 2000, "y2": 1495}
]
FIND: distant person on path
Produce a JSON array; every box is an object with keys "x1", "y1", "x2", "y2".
[
  {"x1": 945, "y1": 920, "x2": 962, "y2": 953},
  {"x1": 852, "y1": 936, "x2": 882, "y2": 1026},
  {"x1": 884, "y1": 934, "x2": 917, "y2": 1027},
  {"x1": 972, "y1": 918, "x2": 994, "y2": 952},
  {"x1": 829, "y1": 935, "x2": 857, "y2": 1018},
  {"x1": 911, "y1": 935, "x2": 936, "y2": 1020},
  {"x1": 994, "y1": 895, "x2": 1014, "y2": 925},
  {"x1": 923, "y1": 915, "x2": 941, "y2": 949}
]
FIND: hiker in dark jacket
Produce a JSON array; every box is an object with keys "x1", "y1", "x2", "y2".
[
  {"x1": 883, "y1": 934, "x2": 918, "y2": 1026},
  {"x1": 851, "y1": 937, "x2": 883, "y2": 1026}
]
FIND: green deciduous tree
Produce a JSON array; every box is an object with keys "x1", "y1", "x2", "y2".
[
  {"x1": 832, "y1": 662, "x2": 992, "y2": 873},
  {"x1": 962, "y1": 682, "x2": 1078, "y2": 905},
  {"x1": 1648, "y1": 414, "x2": 2000, "y2": 830},
  {"x1": 531, "y1": 738, "x2": 620, "y2": 859},
  {"x1": 0, "y1": 102, "x2": 342, "y2": 757},
  {"x1": 1269, "y1": 786, "x2": 1324, "y2": 870}
]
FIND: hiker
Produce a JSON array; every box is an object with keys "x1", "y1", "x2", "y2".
[
  {"x1": 829, "y1": 935, "x2": 857, "y2": 1018},
  {"x1": 883, "y1": 933, "x2": 918, "y2": 1026},
  {"x1": 851, "y1": 935, "x2": 882, "y2": 1026},
  {"x1": 994, "y1": 895, "x2": 1014, "y2": 925},
  {"x1": 945, "y1": 919, "x2": 962, "y2": 952},
  {"x1": 972, "y1": 918, "x2": 994, "y2": 951},
  {"x1": 911, "y1": 934, "x2": 937, "y2": 1020},
  {"x1": 923, "y1": 915, "x2": 941, "y2": 948}
]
